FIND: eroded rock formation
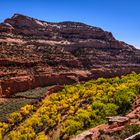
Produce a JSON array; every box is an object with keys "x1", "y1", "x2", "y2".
[{"x1": 0, "y1": 14, "x2": 140, "y2": 96}]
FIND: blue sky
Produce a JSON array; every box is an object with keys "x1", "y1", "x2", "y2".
[{"x1": 0, "y1": 0, "x2": 140, "y2": 48}]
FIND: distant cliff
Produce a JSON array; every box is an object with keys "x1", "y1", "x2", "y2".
[{"x1": 0, "y1": 14, "x2": 140, "y2": 96}]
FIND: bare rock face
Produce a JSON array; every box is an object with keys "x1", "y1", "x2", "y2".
[{"x1": 0, "y1": 13, "x2": 140, "y2": 97}]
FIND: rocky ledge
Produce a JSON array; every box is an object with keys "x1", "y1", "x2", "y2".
[{"x1": 0, "y1": 14, "x2": 140, "y2": 97}]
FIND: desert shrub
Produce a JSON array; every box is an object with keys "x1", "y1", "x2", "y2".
[
  {"x1": 35, "y1": 131, "x2": 46, "y2": 140},
  {"x1": 114, "y1": 89, "x2": 137, "y2": 114},
  {"x1": 0, "y1": 122, "x2": 9, "y2": 139},
  {"x1": 111, "y1": 124, "x2": 140, "y2": 139},
  {"x1": 7, "y1": 112, "x2": 22, "y2": 124},
  {"x1": 119, "y1": 124, "x2": 140, "y2": 139},
  {"x1": 20, "y1": 104, "x2": 35, "y2": 116},
  {"x1": 60, "y1": 119, "x2": 82, "y2": 139}
]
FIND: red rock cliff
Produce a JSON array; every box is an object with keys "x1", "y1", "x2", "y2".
[{"x1": 0, "y1": 14, "x2": 140, "y2": 97}]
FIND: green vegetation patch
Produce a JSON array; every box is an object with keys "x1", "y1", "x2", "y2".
[{"x1": 0, "y1": 73, "x2": 140, "y2": 140}]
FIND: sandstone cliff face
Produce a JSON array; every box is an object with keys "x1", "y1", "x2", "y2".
[{"x1": 0, "y1": 14, "x2": 140, "y2": 97}]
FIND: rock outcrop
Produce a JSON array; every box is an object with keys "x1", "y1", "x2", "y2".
[{"x1": 0, "y1": 14, "x2": 140, "y2": 97}]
